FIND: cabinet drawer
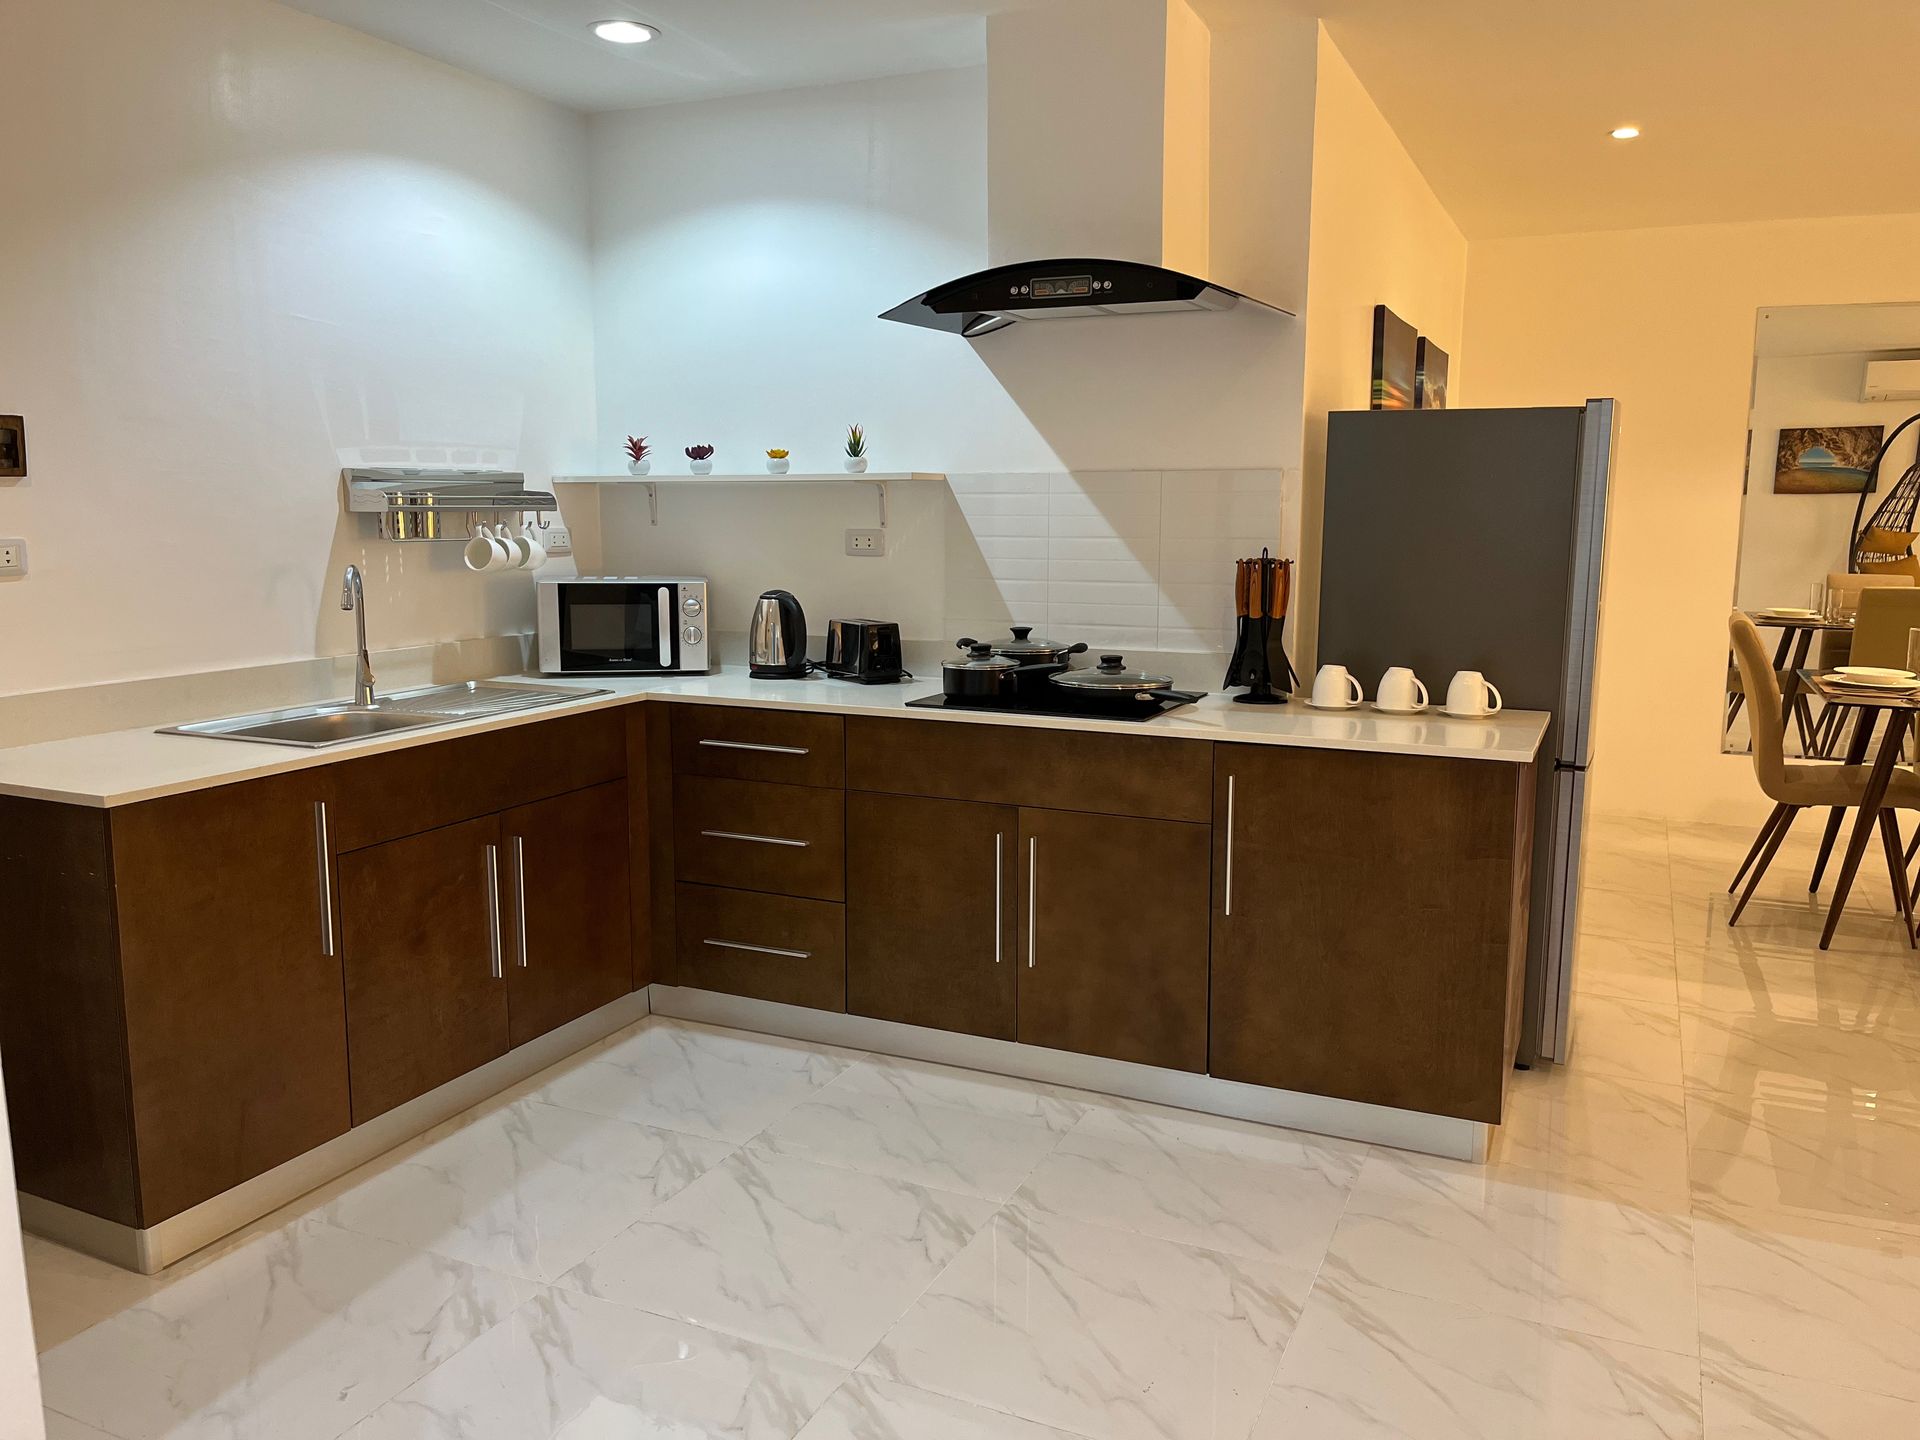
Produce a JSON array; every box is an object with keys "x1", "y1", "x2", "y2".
[
  {"x1": 332, "y1": 709, "x2": 626, "y2": 851},
  {"x1": 673, "y1": 883, "x2": 846, "y2": 1011},
  {"x1": 844, "y1": 716, "x2": 1211, "y2": 822},
  {"x1": 671, "y1": 705, "x2": 844, "y2": 788},
  {"x1": 673, "y1": 776, "x2": 845, "y2": 900}
]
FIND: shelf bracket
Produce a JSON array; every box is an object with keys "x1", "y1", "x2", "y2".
[
  {"x1": 871, "y1": 480, "x2": 889, "y2": 529},
  {"x1": 646, "y1": 482, "x2": 658, "y2": 527}
]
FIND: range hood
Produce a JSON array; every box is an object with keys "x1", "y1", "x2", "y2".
[
  {"x1": 882, "y1": 258, "x2": 1277, "y2": 337},
  {"x1": 880, "y1": 0, "x2": 1302, "y2": 338}
]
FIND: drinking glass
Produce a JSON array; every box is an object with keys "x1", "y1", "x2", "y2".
[
  {"x1": 1906, "y1": 627, "x2": 1920, "y2": 676},
  {"x1": 1812, "y1": 580, "x2": 1829, "y2": 618}
]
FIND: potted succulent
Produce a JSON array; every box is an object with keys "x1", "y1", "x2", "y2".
[
  {"x1": 843, "y1": 423, "x2": 869, "y2": 474},
  {"x1": 765, "y1": 447, "x2": 791, "y2": 475},
  {"x1": 685, "y1": 443, "x2": 716, "y2": 476},
  {"x1": 624, "y1": 435, "x2": 651, "y2": 476}
]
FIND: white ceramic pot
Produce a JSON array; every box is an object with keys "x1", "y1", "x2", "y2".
[
  {"x1": 626, "y1": 458, "x2": 650, "y2": 475},
  {"x1": 689, "y1": 458, "x2": 714, "y2": 475},
  {"x1": 766, "y1": 458, "x2": 790, "y2": 474},
  {"x1": 843, "y1": 456, "x2": 868, "y2": 474}
]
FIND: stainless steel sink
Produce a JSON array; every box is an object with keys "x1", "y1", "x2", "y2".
[{"x1": 160, "y1": 681, "x2": 607, "y2": 749}]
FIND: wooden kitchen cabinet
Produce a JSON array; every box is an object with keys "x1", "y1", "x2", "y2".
[
  {"x1": 338, "y1": 814, "x2": 510, "y2": 1124},
  {"x1": 502, "y1": 780, "x2": 633, "y2": 1047},
  {"x1": 1208, "y1": 744, "x2": 1535, "y2": 1123},
  {"x1": 1017, "y1": 807, "x2": 1212, "y2": 1071},
  {"x1": 0, "y1": 772, "x2": 351, "y2": 1227},
  {"x1": 846, "y1": 791, "x2": 1018, "y2": 1039}
]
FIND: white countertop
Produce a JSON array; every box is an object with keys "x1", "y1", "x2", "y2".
[{"x1": 0, "y1": 667, "x2": 1551, "y2": 808}]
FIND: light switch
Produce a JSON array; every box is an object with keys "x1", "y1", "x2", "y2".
[{"x1": 0, "y1": 539, "x2": 25, "y2": 577}]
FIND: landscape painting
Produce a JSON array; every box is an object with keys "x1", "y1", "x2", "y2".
[
  {"x1": 1774, "y1": 424, "x2": 1884, "y2": 493},
  {"x1": 1370, "y1": 305, "x2": 1417, "y2": 410}
]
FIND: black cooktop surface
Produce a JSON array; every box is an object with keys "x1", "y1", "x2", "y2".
[{"x1": 905, "y1": 693, "x2": 1198, "y2": 723}]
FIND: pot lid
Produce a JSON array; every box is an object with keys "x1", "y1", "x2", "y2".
[
  {"x1": 945, "y1": 642, "x2": 1020, "y2": 671},
  {"x1": 988, "y1": 625, "x2": 1084, "y2": 659},
  {"x1": 1050, "y1": 654, "x2": 1176, "y2": 691}
]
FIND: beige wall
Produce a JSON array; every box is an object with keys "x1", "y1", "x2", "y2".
[
  {"x1": 1295, "y1": 28, "x2": 1469, "y2": 670},
  {"x1": 1465, "y1": 213, "x2": 1920, "y2": 823}
]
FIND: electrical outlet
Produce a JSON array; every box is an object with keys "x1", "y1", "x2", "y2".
[
  {"x1": 0, "y1": 538, "x2": 24, "y2": 577},
  {"x1": 542, "y1": 524, "x2": 573, "y2": 556},
  {"x1": 845, "y1": 527, "x2": 886, "y2": 557}
]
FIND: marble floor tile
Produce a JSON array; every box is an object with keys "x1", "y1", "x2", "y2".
[
  {"x1": 323, "y1": 1097, "x2": 734, "y2": 1281},
  {"x1": 1680, "y1": 1004, "x2": 1920, "y2": 1097},
  {"x1": 1700, "y1": 1361, "x2": 1920, "y2": 1439},
  {"x1": 1694, "y1": 1210, "x2": 1920, "y2": 1402},
  {"x1": 826, "y1": 1053, "x2": 1090, "y2": 1131},
  {"x1": 23, "y1": 1234, "x2": 171, "y2": 1352},
  {"x1": 867, "y1": 1206, "x2": 1309, "y2": 1440},
  {"x1": 795, "y1": 1375, "x2": 1090, "y2": 1440},
  {"x1": 350, "y1": 1287, "x2": 847, "y2": 1440},
  {"x1": 1578, "y1": 887, "x2": 1677, "y2": 947},
  {"x1": 1575, "y1": 934, "x2": 1681, "y2": 1006},
  {"x1": 533, "y1": 1017, "x2": 858, "y2": 1143},
  {"x1": 1014, "y1": 1109, "x2": 1359, "y2": 1268},
  {"x1": 752, "y1": 1068, "x2": 1076, "y2": 1201},
  {"x1": 558, "y1": 1149, "x2": 994, "y2": 1366},
  {"x1": 1325, "y1": 1150, "x2": 1696, "y2": 1353},
  {"x1": 1488, "y1": 1068, "x2": 1693, "y2": 1200},
  {"x1": 42, "y1": 1414, "x2": 118, "y2": 1440},
  {"x1": 1563, "y1": 991, "x2": 1687, "y2": 1088},
  {"x1": 1676, "y1": 943, "x2": 1920, "y2": 1021},
  {"x1": 1583, "y1": 847, "x2": 1674, "y2": 899},
  {"x1": 1685, "y1": 1083, "x2": 1920, "y2": 1232},
  {"x1": 35, "y1": 1217, "x2": 532, "y2": 1440},
  {"x1": 1252, "y1": 1275, "x2": 1703, "y2": 1440}
]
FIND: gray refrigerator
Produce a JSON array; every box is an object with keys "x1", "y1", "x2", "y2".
[{"x1": 1318, "y1": 399, "x2": 1615, "y2": 1065}]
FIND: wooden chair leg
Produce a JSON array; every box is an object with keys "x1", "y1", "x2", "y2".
[
  {"x1": 1880, "y1": 810, "x2": 1918, "y2": 948},
  {"x1": 1732, "y1": 802, "x2": 1792, "y2": 894},
  {"x1": 1731, "y1": 806, "x2": 1800, "y2": 925},
  {"x1": 1813, "y1": 807, "x2": 1847, "y2": 891}
]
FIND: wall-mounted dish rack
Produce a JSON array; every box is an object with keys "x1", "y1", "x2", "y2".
[{"x1": 342, "y1": 468, "x2": 559, "y2": 543}]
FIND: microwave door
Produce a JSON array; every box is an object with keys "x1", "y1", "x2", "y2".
[{"x1": 559, "y1": 583, "x2": 669, "y2": 672}]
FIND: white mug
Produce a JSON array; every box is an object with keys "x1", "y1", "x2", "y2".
[
  {"x1": 1312, "y1": 663, "x2": 1365, "y2": 709},
  {"x1": 518, "y1": 522, "x2": 548, "y2": 570},
  {"x1": 463, "y1": 524, "x2": 511, "y2": 572},
  {"x1": 1376, "y1": 666, "x2": 1429, "y2": 712},
  {"x1": 1446, "y1": 670, "x2": 1504, "y2": 717},
  {"x1": 500, "y1": 526, "x2": 535, "y2": 569}
]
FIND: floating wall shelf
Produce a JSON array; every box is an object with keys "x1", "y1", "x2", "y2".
[{"x1": 551, "y1": 472, "x2": 946, "y2": 528}]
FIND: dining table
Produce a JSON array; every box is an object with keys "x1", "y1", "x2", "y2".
[
  {"x1": 1797, "y1": 666, "x2": 1920, "y2": 949},
  {"x1": 1744, "y1": 611, "x2": 1852, "y2": 753}
]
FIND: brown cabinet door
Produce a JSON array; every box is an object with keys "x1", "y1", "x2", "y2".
[
  {"x1": 674, "y1": 884, "x2": 847, "y2": 1010},
  {"x1": 1016, "y1": 807, "x2": 1211, "y2": 1072},
  {"x1": 1208, "y1": 744, "x2": 1531, "y2": 1123},
  {"x1": 502, "y1": 781, "x2": 633, "y2": 1047},
  {"x1": 847, "y1": 792, "x2": 1017, "y2": 1039},
  {"x1": 338, "y1": 815, "x2": 510, "y2": 1124},
  {"x1": 672, "y1": 775, "x2": 845, "y2": 900},
  {"x1": 111, "y1": 771, "x2": 351, "y2": 1223}
]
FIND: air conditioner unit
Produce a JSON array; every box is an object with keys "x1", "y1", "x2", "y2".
[{"x1": 1864, "y1": 358, "x2": 1920, "y2": 402}]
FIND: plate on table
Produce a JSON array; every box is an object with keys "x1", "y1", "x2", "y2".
[
  {"x1": 1758, "y1": 607, "x2": 1822, "y2": 619},
  {"x1": 1828, "y1": 675, "x2": 1920, "y2": 693},
  {"x1": 1834, "y1": 666, "x2": 1915, "y2": 682}
]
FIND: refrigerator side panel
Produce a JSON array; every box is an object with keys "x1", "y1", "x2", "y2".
[
  {"x1": 1532, "y1": 764, "x2": 1588, "y2": 1064},
  {"x1": 1558, "y1": 400, "x2": 1617, "y2": 767}
]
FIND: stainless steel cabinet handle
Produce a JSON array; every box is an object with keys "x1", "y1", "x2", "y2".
[
  {"x1": 1027, "y1": 835, "x2": 1037, "y2": 969},
  {"x1": 510, "y1": 834, "x2": 529, "y2": 969},
  {"x1": 703, "y1": 938, "x2": 813, "y2": 960},
  {"x1": 485, "y1": 842, "x2": 504, "y2": 980},
  {"x1": 994, "y1": 831, "x2": 1004, "y2": 965},
  {"x1": 1224, "y1": 775, "x2": 1236, "y2": 917},
  {"x1": 699, "y1": 829, "x2": 810, "y2": 848},
  {"x1": 312, "y1": 801, "x2": 335, "y2": 957},
  {"x1": 697, "y1": 739, "x2": 811, "y2": 756}
]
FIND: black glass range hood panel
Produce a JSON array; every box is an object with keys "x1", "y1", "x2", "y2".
[{"x1": 879, "y1": 257, "x2": 1290, "y2": 336}]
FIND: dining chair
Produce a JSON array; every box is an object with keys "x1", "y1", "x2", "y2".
[
  {"x1": 1727, "y1": 610, "x2": 1920, "y2": 928},
  {"x1": 1816, "y1": 571, "x2": 1914, "y2": 668},
  {"x1": 1813, "y1": 586, "x2": 1920, "y2": 758}
]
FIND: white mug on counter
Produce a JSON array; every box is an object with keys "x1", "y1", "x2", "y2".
[
  {"x1": 1445, "y1": 670, "x2": 1503, "y2": 718},
  {"x1": 1311, "y1": 663, "x2": 1365, "y2": 709},
  {"x1": 1375, "y1": 666, "x2": 1429, "y2": 713}
]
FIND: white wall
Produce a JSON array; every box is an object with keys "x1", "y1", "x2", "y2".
[
  {"x1": 1294, "y1": 27, "x2": 1470, "y2": 673},
  {"x1": 1734, "y1": 348, "x2": 1920, "y2": 613},
  {"x1": 0, "y1": 1067, "x2": 43, "y2": 1440},
  {"x1": 0, "y1": 0, "x2": 597, "y2": 699},
  {"x1": 1465, "y1": 213, "x2": 1920, "y2": 824}
]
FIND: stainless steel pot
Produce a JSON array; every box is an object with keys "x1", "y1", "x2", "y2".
[{"x1": 979, "y1": 625, "x2": 1089, "y2": 667}]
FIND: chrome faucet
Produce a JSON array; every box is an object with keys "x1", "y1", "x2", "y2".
[{"x1": 340, "y1": 564, "x2": 376, "y2": 707}]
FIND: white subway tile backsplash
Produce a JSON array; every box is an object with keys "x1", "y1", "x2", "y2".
[{"x1": 942, "y1": 469, "x2": 1298, "y2": 659}]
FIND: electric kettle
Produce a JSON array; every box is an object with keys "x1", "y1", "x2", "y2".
[{"x1": 749, "y1": 590, "x2": 811, "y2": 678}]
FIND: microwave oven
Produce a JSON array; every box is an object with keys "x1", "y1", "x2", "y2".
[{"x1": 536, "y1": 577, "x2": 711, "y2": 675}]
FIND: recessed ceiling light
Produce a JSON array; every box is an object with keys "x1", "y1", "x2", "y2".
[
  {"x1": 1610, "y1": 125, "x2": 1641, "y2": 141},
  {"x1": 592, "y1": 19, "x2": 656, "y2": 44}
]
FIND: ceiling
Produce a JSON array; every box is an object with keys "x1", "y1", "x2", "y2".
[
  {"x1": 282, "y1": 0, "x2": 1920, "y2": 239},
  {"x1": 1755, "y1": 304, "x2": 1920, "y2": 361},
  {"x1": 1316, "y1": 0, "x2": 1920, "y2": 238},
  {"x1": 278, "y1": 0, "x2": 1019, "y2": 111}
]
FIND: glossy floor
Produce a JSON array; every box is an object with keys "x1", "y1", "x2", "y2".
[{"x1": 24, "y1": 814, "x2": 1920, "y2": 1438}]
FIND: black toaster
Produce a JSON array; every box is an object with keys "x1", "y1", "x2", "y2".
[{"x1": 822, "y1": 618, "x2": 907, "y2": 683}]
